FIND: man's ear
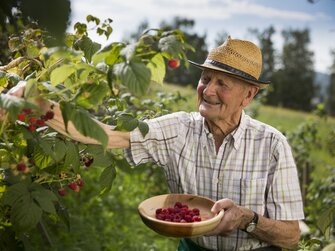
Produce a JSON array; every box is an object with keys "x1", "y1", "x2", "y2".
[{"x1": 242, "y1": 85, "x2": 259, "y2": 107}]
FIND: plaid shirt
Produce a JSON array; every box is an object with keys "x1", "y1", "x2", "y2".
[{"x1": 125, "y1": 111, "x2": 304, "y2": 251}]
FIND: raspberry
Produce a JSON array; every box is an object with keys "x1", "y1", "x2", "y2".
[
  {"x1": 45, "y1": 111, "x2": 54, "y2": 120},
  {"x1": 58, "y1": 188, "x2": 67, "y2": 197},
  {"x1": 68, "y1": 182, "x2": 80, "y2": 192},
  {"x1": 17, "y1": 113, "x2": 26, "y2": 121},
  {"x1": 28, "y1": 124, "x2": 36, "y2": 132},
  {"x1": 167, "y1": 59, "x2": 180, "y2": 69},
  {"x1": 29, "y1": 117, "x2": 37, "y2": 125},
  {"x1": 17, "y1": 162, "x2": 27, "y2": 171},
  {"x1": 23, "y1": 108, "x2": 33, "y2": 114},
  {"x1": 36, "y1": 119, "x2": 45, "y2": 126},
  {"x1": 77, "y1": 179, "x2": 85, "y2": 187},
  {"x1": 155, "y1": 201, "x2": 202, "y2": 223}
]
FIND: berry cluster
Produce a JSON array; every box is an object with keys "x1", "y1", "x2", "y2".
[
  {"x1": 17, "y1": 108, "x2": 54, "y2": 132},
  {"x1": 57, "y1": 178, "x2": 85, "y2": 197},
  {"x1": 155, "y1": 202, "x2": 201, "y2": 223}
]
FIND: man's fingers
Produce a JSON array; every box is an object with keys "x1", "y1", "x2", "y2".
[
  {"x1": 7, "y1": 81, "x2": 26, "y2": 98},
  {"x1": 211, "y1": 198, "x2": 234, "y2": 214}
]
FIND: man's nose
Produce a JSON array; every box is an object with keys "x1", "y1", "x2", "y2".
[{"x1": 203, "y1": 80, "x2": 216, "y2": 95}]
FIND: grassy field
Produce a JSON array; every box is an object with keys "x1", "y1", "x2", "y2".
[{"x1": 149, "y1": 82, "x2": 335, "y2": 171}]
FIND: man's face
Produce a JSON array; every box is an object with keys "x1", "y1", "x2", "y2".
[{"x1": 196, "y1": 69, "x2": 254, "y2": 124}]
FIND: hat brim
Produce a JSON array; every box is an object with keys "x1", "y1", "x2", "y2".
[{"x1": 188, "y1": 60, "x2": 270, "y2": 89}]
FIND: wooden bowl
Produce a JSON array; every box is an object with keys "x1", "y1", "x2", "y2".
[{"x1": 138, "y1": 194, "x2": 224, "y2": 238}]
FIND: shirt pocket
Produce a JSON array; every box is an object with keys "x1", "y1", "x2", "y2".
[{"x1": 223, "y1": 178, "x2": 267, "y2": 213}]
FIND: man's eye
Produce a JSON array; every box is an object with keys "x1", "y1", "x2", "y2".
[{"x1": 202, "y1": 77, "x2": 210, "y2": 84}]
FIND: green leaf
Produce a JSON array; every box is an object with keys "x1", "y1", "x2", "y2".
[
  {"x1": 84, "y1": 144, "x2": 113, "y2": 168},
  {"x1": 6, "y1": 73, "x2": 22, "y2": 85},
  {"x1": 74, "y1": 36, "x2": 101, "y2": 62},
  {"x1": 158, "y1": 35, "x2": 183, "y2": 57},
  {"x1": 71, "y1": 109, "x2": 108, "y2": 149},
  {"x1": 117, "y1": 113, "x2": 138, "y2": 131},
  {"x1": 317, "y1": 205, "x2": 335, "y2": 235},
  {"x1": 113, "y1": 61, "x2": 151, "y2": 94},
  {"x1": 63, "y1": 141, "x2": 80, "y2": 173},
  {"x1": 50, "y1": 64, "x2": 76, "y2": 86},
  {"x1": 75, "y1": 82, "x2": 109, "y2": 109},
  {"x1": 0, "y1": 94, "x2": 35, "y2": 122},
  {"x1": 11, "y1": 197, "x2": 42, "y2": 231},
  {"x1": 138, "y1": 121, "x2": 149, "y2": 137},
  {"x1": 59, "y1": 101, "x2": 75, "y2": 132},
  {"x1": 2, "y1": 183, "x2": 43, "y2": 231},
  {"x1": 99, "y1": 165, "x2": 116, "y2": 195},
  {"x1": 33, "y1": 146, "x2": 54, "y2": 169},
  {"x1": 120, "y1": 43, "x2": 137, "y2": 61},
  {"x1": 30, "y1": 184, "x2": 58, "y2": 214},
  {"x1": 147, "y1": 53, "x2": 166, "y2": 85},
  {"x1": 2, "y1": 183, "x2": 29, "y2": 206}
]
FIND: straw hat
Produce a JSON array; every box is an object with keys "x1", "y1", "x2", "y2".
[{"x1": 189, "y1": 36, "x2": 270, "y2": 89}]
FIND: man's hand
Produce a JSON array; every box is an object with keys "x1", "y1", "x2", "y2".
[
  {"x1": 206, "y1": 198, "x2": 253, "y2": 236},
  {"x1": 206, "y1": 198, "x2": 301, "y2": 249}
]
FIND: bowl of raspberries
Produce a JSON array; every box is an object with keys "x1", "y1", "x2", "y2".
[{"x1": 138, "y1": 194, "x2": 224, "y2": 237}]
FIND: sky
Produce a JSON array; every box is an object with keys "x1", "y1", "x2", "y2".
[{"x1": 69, "y1": 0, "x2": 335, "y2": 74}]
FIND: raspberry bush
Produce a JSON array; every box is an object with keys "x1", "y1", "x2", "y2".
[{"x1": 0, "y1": 15, "x2": 192, "y2": 248}]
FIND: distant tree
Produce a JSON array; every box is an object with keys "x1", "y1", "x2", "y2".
[
  {"x1": 249, "y1": 26, "x2": 276, "y2": 104},
  {"x1": 278, "y1": 29, "x2": 315, "y2": 111},
  {"x1": 122, "y1": 19, "x2": 149, "y2": 43},
  {"x1": 326, "y1": 50, "x2": 335, "y2": 116},
  {"x1": 159, "y1": 17, "x2": 208, "y2": 87}
]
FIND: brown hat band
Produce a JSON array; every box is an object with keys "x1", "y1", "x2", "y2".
[{"x1": 204, "y1": 59, "x2": 257, "y2": 81}]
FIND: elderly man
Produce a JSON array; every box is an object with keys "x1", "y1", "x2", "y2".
[{"x1": 3, "y1": 36, "x2": 304, "y2": 251}]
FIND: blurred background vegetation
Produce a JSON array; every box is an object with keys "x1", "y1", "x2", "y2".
[{"x1": 0, "y1": 0, "x2": 334, "y2": 250}]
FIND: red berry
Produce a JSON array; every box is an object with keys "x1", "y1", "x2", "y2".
[
  {"x1": 45, "y1": 111, "x2": 54, "y2": 120},
  {"x1": 36, "y1": 119, "x2": 45, "y2": 126},
  {"x1": 167, "y1": 59, "x2": 180, "y2": 69},
  {"x1": 23, "y1": 108, "x2": 33, "y2": 114},
  {"x1": 58, "y1": 188, "x2": 67, "y2": 197},
  {"x1": 17, "y1": 162, "x2": 27, "y2": 171},
  {"x1": 17, "y1": 113, "x2": 26, "y2": 121},
  {"x1": 29, "y1": 117, "x2": 37, "y2": 125},
  {"x1": 68, "y1": 182, "x2": 80, "y2": 192},
  {"x1": 77, "y1": 179, "x2": 85, "y2": 187},
  {"x1": 28, "y1": 124, "x2": 36, "y2": 132}
]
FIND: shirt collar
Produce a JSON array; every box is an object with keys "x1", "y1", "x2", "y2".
[{"x1": 201, "y1": 110, "x2": 247, "y2": 150}]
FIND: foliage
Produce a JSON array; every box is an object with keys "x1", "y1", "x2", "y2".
[
  {"x1": 158, "y1": 17, "x2": 207, "y2": 87},
  {"x1": 0, "y1": 15, "x2": 192, "y2": 249}
]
